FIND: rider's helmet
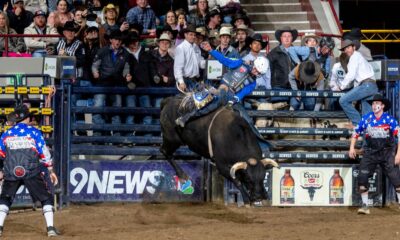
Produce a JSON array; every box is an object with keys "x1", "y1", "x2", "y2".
[{"x1": 253, "y1": 56, "x2": 269, "y2": 74}]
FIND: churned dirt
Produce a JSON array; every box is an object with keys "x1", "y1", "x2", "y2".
[{"x1": 3, "y1": 202, "x2": 400, "y2": 240}]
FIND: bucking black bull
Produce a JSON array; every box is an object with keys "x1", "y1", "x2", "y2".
[{"x1": 160, "y1": 96, "x2": 279, "y2": 205}]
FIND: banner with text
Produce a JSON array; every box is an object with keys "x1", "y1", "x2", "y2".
[{"x1": 68, "y1": 160, "x2": 205, "y2": 202}]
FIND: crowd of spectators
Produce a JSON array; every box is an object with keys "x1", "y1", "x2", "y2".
[{"x1": 0, "y1": 0, "x2": 376, "y2": 131}]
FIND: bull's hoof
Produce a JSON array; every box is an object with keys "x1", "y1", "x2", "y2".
[{"x1": 253, "y1": 201, "x2": 263, "y2": 207}]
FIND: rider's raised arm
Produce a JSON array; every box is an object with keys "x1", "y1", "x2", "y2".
[
  {"x1": 209, "y1": 50, "x2": 243, "y2": 69},
  {"x1": 236, "y1": 81, "x2": 256, "y2": 101}
]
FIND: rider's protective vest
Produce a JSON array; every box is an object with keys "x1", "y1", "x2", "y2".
[{"x1": 221, "y1": 65, "x2": 254, "y2": 92}]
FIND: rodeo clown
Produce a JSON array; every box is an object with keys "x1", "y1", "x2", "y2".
[
  {"x1": 348, "y1": 94, "x2": 400, "y2": 215},
  {"x1": 0, "y1": 104, "x2": 60, "y2": 236},
  {"x1": 175, "y1": 40, "x2": 269, "y2": 128}
]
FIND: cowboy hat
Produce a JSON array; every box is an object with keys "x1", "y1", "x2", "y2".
[
  {"x1": 156, "y1": 25, "x2": 177, "y2": 39},
  {"x1": 157, "y1": 33, "x2": 171, "y2": 42},
  {"x1": 297, "y1": 60, "x2": 322, "y2": 84},
  {"x1": 183, "y1": 24, "x2": 197, "y2": 34},
  {"x1": 102, "y1": 3, "x2": 119, "y2": 20},
  {"x1": 7, "y1": 104, "x2": 38, "y2": 123},
  {"x1": 124, "y1": 31, "x2": 140, "y2": 45},
  {"x1": 275, "y1": 26, "x2": 298, "y2": 43},
  {"x1": 338, "y1": 39, "x2": 355, "y2": 51},
  {"x1": 235, "y1": 24, "x2": 248, "y2": 34},
  {"x1": 57, "y1": 20, "x2": 80, "y2": 35},
  {"x1": 219, "y1": 27, "x2": 232, "y2": 37},
  {"x1": 108, "y1": 29, "x2": 123, "y2": 40},
  {"x1": 301, "y1": 33, "x2": 320, "y2": 46},
  {"x1": 367, "y1": 94, "x2": 391, "y2": 111},
  {"x1": 343, "y1": 28, "x2": 362, "y2": 41},
  {"x1": 196, "y1": 27, "x2": 207, "y2": 37},
  {"x1": 231, "y1": 13, "x2": 250, "y2": 26},
  {"x1": 129, "y1": 23, "x2": 144, "y2": 35},
  {"x1": 249, "y1": 33, "x2": 268, "y2": 49},
  {"x1": 205, "y1": 8, "x2": 221, "y2": 24}
]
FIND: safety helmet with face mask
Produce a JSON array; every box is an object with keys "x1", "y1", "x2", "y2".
[{"x1": 253, "y1": 57, "x2": 269, "y2": 74}]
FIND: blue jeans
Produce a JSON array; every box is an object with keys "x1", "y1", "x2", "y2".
[
  {"x1": 290, "y1": 97, "x2": 316, "y2": 110},
  {"x1": 32, "y1": 49, "x2": 47, "y2": 58},
  {"x1": 339, "y1": 82, "x2": 378, "y2": 125},
  {"x1": 92, "y1": 94, "x2": 122, "y2": 136},
  {"x1": 125, "y1": 95, "x2": 152, "y2": 125}
]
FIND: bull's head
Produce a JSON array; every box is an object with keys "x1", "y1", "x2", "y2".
[{"x1": 230, "y1": 158, "x2": 279, "y2": 204}]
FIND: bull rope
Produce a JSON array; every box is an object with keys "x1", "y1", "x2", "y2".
[{"x1": 207, "y1": 107, "x2": 226, "y2": 159}]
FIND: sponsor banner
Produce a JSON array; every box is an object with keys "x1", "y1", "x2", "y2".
[
  {"x1": 272, "y1": 166, "x2": 353, "y2": 206},
  {"x1": 272, "y1": 164, "x2": 382, "y2": 206},
  {"x1": 206, "y1": 60, "x2": 224, "y2": 80},
  {"x1": 69, "y1": 160, "x2": 204, "y2": 202}
]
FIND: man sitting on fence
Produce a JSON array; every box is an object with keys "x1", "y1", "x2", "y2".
[{"x1": 337, "y1": 39, "x2": 378, "y2": 129}]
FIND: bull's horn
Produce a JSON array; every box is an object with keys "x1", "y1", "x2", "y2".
[
  {"x1": 230, "y1": 162, "x2": 248, "y2": 179},
  {"x1": 260, "y1": 158, "x2": 279, "y2": 168}
]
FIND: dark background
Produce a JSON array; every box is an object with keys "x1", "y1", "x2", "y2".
[{"x1": 339, "y1": 0, "x2": 400, "y2": 59}]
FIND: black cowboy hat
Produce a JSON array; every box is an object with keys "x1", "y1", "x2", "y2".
[
  {"x1": 108, "y1": 29, "x2": 124, "y2": 40},
  {"x1": 7, "y1": 104, "x2": 38, "y2": 123},
  {"x1": 367, "y1": 94, "x2": 391, "y2": 111},
  {"x1": 128, "y1": 23, "x2": 143, "y2": 35},
  {"x1": 298, "y1": 60, "x2": 322, "y2": 84},
  {"x1": 124, "y1": 31, "x2": 140, "y2": 45},
  {"x1": 156, "y1": 25, "x2": 178, "y2": 39},
  {"x1": 183, "y1": 24, "x2": 197, "y2": 34},
  {"x1": 57, "y1": 21, "x2": 80, "y2": 35},
  {"x1": 275, "y1": 26, "x2": 298, "y2": 43},
  {"x1": 343, "y1": 28, "x2": 362, "y2": 41},
  {"x1": 205, "y1": 8, "x2": 221, "y2": 24},
  {"x1": 231, "y1": 13, "x2": 250, "y2": 26},
  {"x1": 249, "y1": 33, "x2": 268, "y2": 49}
]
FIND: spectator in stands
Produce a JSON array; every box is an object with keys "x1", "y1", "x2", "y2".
[
  {"x1": 47, "y1": 0, "x2": 74, "y2": 28},
  {"x1": 164, "y1": 10, "x2": 177, "y2": 30},
  {"x1": 288, "y1": 34, "x2": 325, "y2": 111},
  {"x1": 232, "y1": 24, "x2": 250, "y2": 57},
  {"x1": 205, "y1": 7, "x2": 221, "y2": 35},
  {"x1": 86, "y1": 0, "x2": 105, "y2": 26},
  {"x1": 151, "y1": 33, "x2": 175, "y2": 114},
  {"x1": 343, "y1": 28, "x2": 372, "y2": 61},
  {"x1": 4, "y1": 0, "x2": 33, "y2": 34},
  {"x1": 125, "y1": 31, "x2": 158, "y2": 126},
  {"x1": 195, "y1": 26, "x2": 209, "y2": 59},
  {"x1": 231, "y1": 13, "x2": 253, "y2": 35},
  {"x1": 175, "y1": 9, "x2": 187, "y2": 46},
  {"x1": 187, "y1": 0, "x2": 208, "y2": 27},
  {"x1": 56, "y1": 21, "x2": 85, "y2": 79},
  {"x1": 218, "y1": 0, "x2": 242, "y2": 24},
  {"x1": 91, "y1": 29, "x2": 131, "y2": 135},
  {"x1": 208, "y1": 29, "x2": 219, "y2": 48},
  {"x1": 328, "y1": 53, "x2": 349, "y2": 110},
  {"x1": 83, "y1": 26, "x2": 100, "y2": 81},
  {"x1": 243, "y1": 33, "x2": 271, "y2": 90},
  {"x1": 98, "y1": 4, "x2": 127, "y2": 47},
  {"x1": 267, "y1": 26, "x2": 298, "y2": 102},
  {"x1": 23, "y1": 0, "x2": 47, "y2": 14},
  {"x1": 174, "y1": 24, "x2": 206, "y2": 92},
  {"x1": 337, "y1": 39, "x2": 378, "y2": 128},
  {"x1": 0, "y1": 11, "x2": 28, "y2": 56},
  {"x1": 73, "y1": 7, "x2": 88, "y2": 41},
  {"x1": 156, "y1": 24, "x2": 177, "y2": 58},
  {"x1": 126, "y1": 0, "x2": 156, "y2": 35},
  {"x1": 214, "y1": 26, "x2": 239, "y2": 58},
  {"x1": 24, "y1": 10, "x2": 59, "y2": 57}
]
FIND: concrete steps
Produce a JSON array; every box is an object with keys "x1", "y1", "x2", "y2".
[
  {"x1": 248, "y1": 12, "x2": 308, "y2": 22},
  {"x1": 241, "y1": 0, "x2": 300, "y2": 3},
  {"x1": 241, "y1": 3, "x2": 302, "y2": 12}
]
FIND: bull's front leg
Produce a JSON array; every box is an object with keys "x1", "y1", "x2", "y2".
[{"x1": 217, "y1": 165, "x2": 252, "y2": 206}]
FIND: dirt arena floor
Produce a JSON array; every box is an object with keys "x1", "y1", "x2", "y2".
[{"x1": 3, "y1": 202, "x2": 400, "y2": 240}]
